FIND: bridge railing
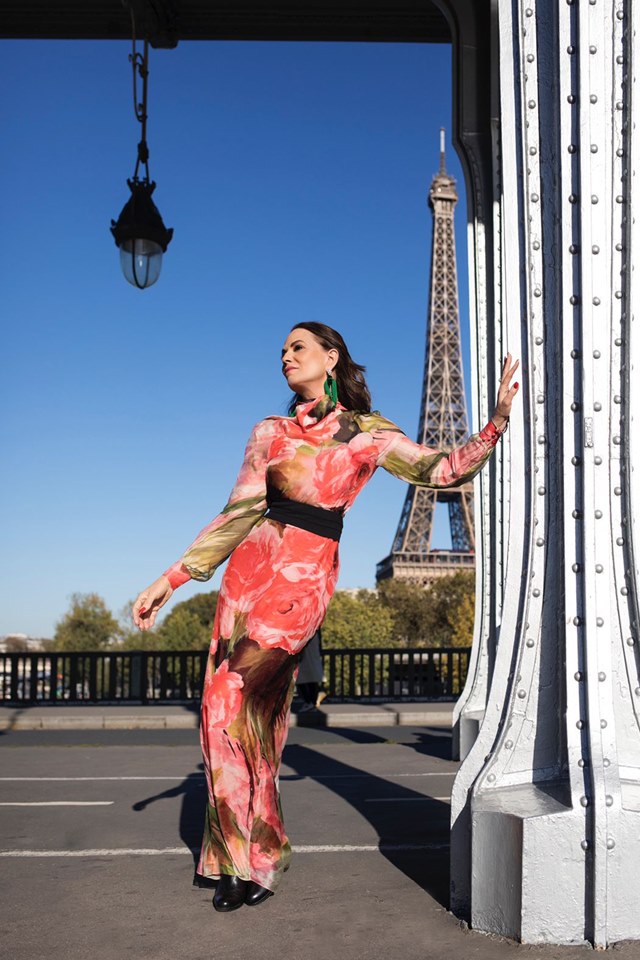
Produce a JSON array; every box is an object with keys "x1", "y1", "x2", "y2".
[{"x1": 0, "y1": 647, "x2": 470, "y2": 704}]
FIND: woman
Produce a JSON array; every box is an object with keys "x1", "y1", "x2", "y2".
[{"x1": 132, "y1": 322, "x2": 519, "y2": 912}]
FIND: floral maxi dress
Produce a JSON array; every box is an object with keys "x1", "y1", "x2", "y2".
[{"x1": 162, "y1": 395, "x2": 502, "y2": 891}]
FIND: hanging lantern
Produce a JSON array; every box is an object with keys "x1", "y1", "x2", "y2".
[
  {"x1": 110, "y1": 26, "x2": 173, "y2": 289},
  {"x1": 111, "y1": 179, "x2": 173, "y2": 288}
]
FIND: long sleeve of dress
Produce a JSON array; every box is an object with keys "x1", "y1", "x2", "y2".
[
  {"x1": 356, "y1": 411, "x2": 504, "y2": 489},
  {"x1": 162, "y1": 420, "x2": 273, "y2": 590}
]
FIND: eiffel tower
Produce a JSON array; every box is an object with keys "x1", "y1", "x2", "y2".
[{"x1": 377, "y1": 130, "x2": 475, "y2": 586}]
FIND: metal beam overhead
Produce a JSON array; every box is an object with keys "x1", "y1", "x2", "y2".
[{"x1": 0, "y1": 1, "x2": 450, "y2": 46}]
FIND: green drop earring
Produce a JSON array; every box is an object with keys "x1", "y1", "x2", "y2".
[{"x1": 324, "y1": 369, "x2": 338, "y2": 405}]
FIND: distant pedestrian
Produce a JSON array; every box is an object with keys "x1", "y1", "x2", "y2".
[
  {"x1": 296, "y1": 628, "x2": 323, "y2": 711},
  {"x1": 132, "y1": 322, "x2": 518, "y2": 912}
]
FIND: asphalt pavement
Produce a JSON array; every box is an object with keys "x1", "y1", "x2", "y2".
[{"x1": 1, "y1": 724, "x2": 637, "y2": 960}]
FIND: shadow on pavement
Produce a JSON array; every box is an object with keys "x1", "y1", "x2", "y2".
[
  {"x1": 285, "y1": 724, "x2": 454, "y2": 761},
  {"x1": 128, "y1": 726, "x2": 454, "y2": 907},
  {"x1": 283, "y1": 742, "x2": 451, "y2": 909},
  {"x1": 0, "y1": 708, "x2": 18, "y2": 737},
  {"x1": 399, "y1": 728, "x2": 454, "y2": 761},
  {"x1": 131, "y1": 761, "x2": 207, "y2": 877},
  {"x1": 288, "y1": 726, "x2": 394, "y2": 745},
  {"x1": 0, "y1": 703, "x2": 54, "y2": 737}
]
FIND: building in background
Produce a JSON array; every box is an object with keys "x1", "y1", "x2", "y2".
[{"x1": 0, "y1": 634, "x2": 50, "y2": 653}]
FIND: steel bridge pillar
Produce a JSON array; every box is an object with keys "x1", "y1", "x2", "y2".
[{"x1": 448, "y1": 0, "x2": 640, "y2": 946}]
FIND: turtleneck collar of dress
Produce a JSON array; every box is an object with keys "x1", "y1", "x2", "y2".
[{"x1": 293, "y1": 394, "x2": 344, "y2": 428}]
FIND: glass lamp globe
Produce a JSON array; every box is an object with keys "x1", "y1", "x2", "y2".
[
  {"x1": 111, "y1": 179, "x2": 173, "y2": 290},
  {"x1": 119, "y1": 237, "x2": 164, "y2": 289}
]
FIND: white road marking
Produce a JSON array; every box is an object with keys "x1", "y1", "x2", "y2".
[
  {"x1": 0, "y1": 842, "x2": 449, "y2": 858},
  {"x1": 284, "y1": 772, "x2": 455, "y2": 780},
  {"x1": 365, "y1": 796, "x2": 450, "y2": 803},
  {"x1": 0, "y1": 777, "x2": 205, "y2": 782},
  {"x1": 295, "y1": 843, "x2": 449, "y2": 853},
  {"x1": 0, "y1": 801, "x2": 114, "y2": 807},
  {"x1": 0, "y1": 772, "x2": 454, "y2": 782},
  {"x1": 0, "y1": 848, "x2": 192, "y2": 857}
]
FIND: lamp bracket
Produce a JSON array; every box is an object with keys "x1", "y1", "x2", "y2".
[{"x1": 121, "y1": 0, "x2": 178, "y2": 50}]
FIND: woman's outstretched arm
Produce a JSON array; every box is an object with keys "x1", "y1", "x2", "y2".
[
  {"x1": 360, "y1": 354, "x2": 519, "y2": 489},
  {"x1": 132, "y1": 419, "x2": 273, "y2": 631}
]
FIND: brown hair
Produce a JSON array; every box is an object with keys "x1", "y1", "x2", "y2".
[{"x1": 288, "y1": 321, "x2": 372, "y2": 414}]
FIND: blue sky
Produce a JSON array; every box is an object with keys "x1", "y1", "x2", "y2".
[{"x1": 0, "y1": 40, "x2": 472, "y2": 639}]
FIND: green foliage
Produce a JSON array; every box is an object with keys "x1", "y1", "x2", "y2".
[
  {"x1": 118, "y1": 591, "x2": 218, "y2": 651},
  {"x1": 172, "y1": 591, "x2": 219, "y2": 631},
  {"x1": 156, "y1": 591, "x2": 217, "y2": 650},
  {"x1": 156, "y1": 607, "x2": 210, "y2": 650},
  {"x1": 424, "y1": 571, "x2": 476, "y2": 647},
  {"x1": 118, "y1": 623, "x2": 161, "y2": 651},
  {"x1": 378, "y1": 573, "x2": 475, "y2": 647},
  {"x1": 322, "y1": 590, "x2": 395, "y2": 648},
  {"x1": 52, "y1": 577, "x2": 474, "y2": 656},
  {"x1": 313, "y1": 575, "x2": 476, "y2": 651},
  {"x1": 115, "y1": 600, "x2": 143, "y2": 650},
  {"x1": 377, "y1": 579, "x2": 434, "y2": 646},
  {"x1": 52, "y1": 593, "x2": 121, "y2": 651}
]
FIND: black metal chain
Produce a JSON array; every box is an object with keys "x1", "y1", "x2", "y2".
[{"x1": 129, "y1": 8, "x2": 150, "y2": 182}]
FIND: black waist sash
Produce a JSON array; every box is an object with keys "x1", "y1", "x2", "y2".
[{"x1": 265, "y1": 484, "x2": 344, "y2": 542}]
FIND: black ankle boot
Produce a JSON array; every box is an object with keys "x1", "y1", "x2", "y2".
[
  {"x1": 213, "y1": 875, "x2": 248, "y2": 912},
  {"x1": 244, "y1": 880, "x2": 274, "y2": 907}
]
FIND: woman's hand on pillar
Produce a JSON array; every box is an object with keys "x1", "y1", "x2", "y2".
[
  {"x1": 492, "y1": 353, "x2": 520, "y2": 429},
  {"x1": 132, "y1": 576, "x2": 174, "y2": 632}
]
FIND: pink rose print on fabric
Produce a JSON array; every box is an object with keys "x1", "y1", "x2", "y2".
[
  {"x1": 214, "y1": 597, "x2": 236, "y2": 644},
  {"x1": 220, "y1": 522, "x2": 280, "y2": 613},
  {"x1": 268, "y1": 433, "x2": 302, "y2": 466},
  {"x1": 211, "y1": 742, "x2": 253, "y2": 830},
  {"x1": 247, "y1": 565, "x2": 329, "y2": 653},
  {"x1": 309, "y1": 445, "x2": 354, "y2": 504},
  {"x1": 205, "y1": 661, "x2": 245, "y2": 729},
  {"x1": 348, "y1": 430, "x2": 380, "y2": 462},
  {"x1": 250, "y1": 841, "x2": 278, "y2": 881}
]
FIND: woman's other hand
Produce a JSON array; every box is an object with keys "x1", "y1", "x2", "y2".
[
  {"x1": 492, "y1": 353, "x2": 520, "y2": 429},
  {"x1": 132, "y1": 576, "x2": 173, "y2": 632}
]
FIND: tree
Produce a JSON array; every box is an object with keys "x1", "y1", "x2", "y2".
[
  {"x1": 449, "y1": 578, "x2": 476, "y2": 647},
  {"x1": 115, "y1": 600, "x2": 143, "y2": 649},
  {"x1": 156, "y1": 607, "x2": 211, "y2": 650},
  {"x1": 377, "y1": 579, "x2": 434, "y2": 646},
  {"x1": 322, "y1": 590, "x2": 395, "y2": 648},
  {"x1": 155, "y1": 590, "x2": 217, "y2": 649},
  {"x1": 53, "y1": 593, "x2": 120, "y2": 651},
  {"x1": 118, "y1": 591, "x2": 218, "y2": 650},
  {"x1": 117, "y1": 622, "x2": 161, "y2": 651},
  {"x1": 2, "y1": 635, "x2": 51, "y2": 652},
  {"x1": 377, "y1": 573, "x2": 476, "y2": 647},
  {"x1": 422, "y1": 571, "x2": 476, "y2": 647},
  {"x1": 172, "y1": 591, "x2": 219, "y2": 631}
]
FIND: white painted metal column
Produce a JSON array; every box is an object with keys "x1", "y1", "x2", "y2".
[
  {"x1": 450, "y1": 3, "x2": 506, "y2": 764},
  {"x1": 449, "y1": 0, "x2": 640, "y2": 946}
]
